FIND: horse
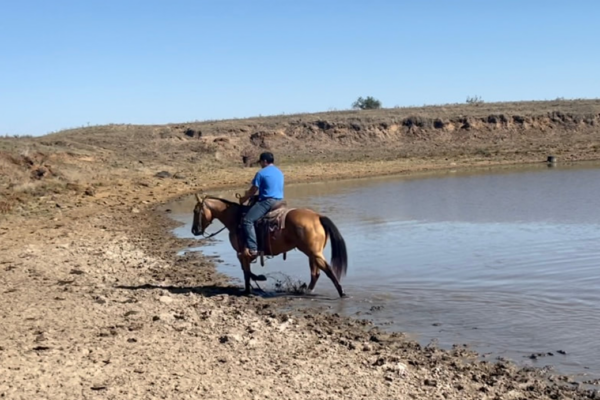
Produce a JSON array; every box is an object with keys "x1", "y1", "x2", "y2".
[{"x1": 191, "y1": 193, "x2": 348, "y2": 297}]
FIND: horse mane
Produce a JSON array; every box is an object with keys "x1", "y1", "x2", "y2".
[{"x1": 203, "y1": 195, "x2": 240, "y2": 208}]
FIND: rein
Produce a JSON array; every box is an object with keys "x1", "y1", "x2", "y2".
[{"x1": 200, "y1": 225, "x2": 226, "y2": 239}]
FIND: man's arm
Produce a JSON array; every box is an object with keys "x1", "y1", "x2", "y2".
[
  {"x1": 239, "y1": 172, "x2": 261, "y2": 204},
  {"x1": 239, "y1": 185, "x2": 258, "y2": 204}
]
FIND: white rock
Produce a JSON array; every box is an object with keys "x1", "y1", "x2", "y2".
[
  {"x1": 387, "y1": 362, "x2": 408, "y2": 376},
  {"x1": 278, "y1": 321, "x2": 291, "y2": 332},
  {"x1": 159, "y1": 296, "x2": 174, "y2": 304},
  {"x1": 229, "y1": 334, "x2": 243, "y2": 343}
]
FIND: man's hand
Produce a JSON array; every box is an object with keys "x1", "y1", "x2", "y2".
[{"x1": 239, "y1": 186, "x2": 258, "y2": 204}]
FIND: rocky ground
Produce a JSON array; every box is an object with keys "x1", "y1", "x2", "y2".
[
  {"x1": 2, "y1": 100, "x2": 600, "y2": 399},
  {"x1": 3, "y1": 197, "x2": 598, "y2": 399}
]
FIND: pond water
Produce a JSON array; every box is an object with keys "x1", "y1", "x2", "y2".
[{"x1": 166, "y1": 161, "x2": 600, "y2": 380}]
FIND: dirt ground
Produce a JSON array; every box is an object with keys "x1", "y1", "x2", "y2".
[{"x1": 2, "y1": 100, "x2": 600, "y2": 399}]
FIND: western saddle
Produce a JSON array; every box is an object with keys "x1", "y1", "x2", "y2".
[{"x1": 238, "y1": 197, "x2": 293, "y2": 264}]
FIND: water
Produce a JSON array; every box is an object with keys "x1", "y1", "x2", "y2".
[{"x1": 166, "y1": 161, "x2": 600, "y2": 379}]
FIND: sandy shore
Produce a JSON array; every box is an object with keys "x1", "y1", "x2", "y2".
[{"x1": 2, "y1": 156, "x2": 598, "y2": 399}]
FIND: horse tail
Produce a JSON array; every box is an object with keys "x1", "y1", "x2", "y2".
[{"x1": 319, "y1": 216, "x2": 348, "y2": 280}]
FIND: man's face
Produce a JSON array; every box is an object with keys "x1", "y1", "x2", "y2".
[{"x1": 259, "y1": 160, "x2": 267, "y2": 168}]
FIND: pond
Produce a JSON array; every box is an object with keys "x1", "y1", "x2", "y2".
[{"x1": 166, "y1": 160, "x2": 600, "y2": 380}]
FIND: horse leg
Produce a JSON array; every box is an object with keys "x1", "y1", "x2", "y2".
[
  {"x1": 250, "y1": 272, "x2": 267, "y2": 282},
  {"x1": 314, "y1": 254, "x2": 345, "y2": 298},
  {"x1": 295, "y1": 218, "x2": 345, "y2": 297},
  {"x1": 235, "y1": 252, "x2": 265, "y2": 285},
  {"x1": 307, "y1": 256, "x2": 321, "y2": 293},
  {"x1": 237, "y1": 254, "x2": 252, "y2": 295},
  {"x1": 232, "y1": 232, "x2": 265, "y2": 285}
]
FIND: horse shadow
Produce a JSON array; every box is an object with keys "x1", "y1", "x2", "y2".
[{"x1": 114, "y1": 282, "x2": 328, "y2": 300}]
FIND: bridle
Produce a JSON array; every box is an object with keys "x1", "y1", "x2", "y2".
[{"x1": 195, "y1": 195, "x2": 227, "y2": 239}]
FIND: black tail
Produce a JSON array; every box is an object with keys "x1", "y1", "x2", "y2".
[{"x1": 320, "y1": 216, "x2": 348, "y2": 280}]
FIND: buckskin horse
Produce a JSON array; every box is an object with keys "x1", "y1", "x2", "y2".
[{"x1": 191, "y1": 193, "x2": 348, "y2": 297}]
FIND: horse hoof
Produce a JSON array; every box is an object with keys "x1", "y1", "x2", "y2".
[{"x1": 255, "y1": 274, "x2": 267, "y2": 282}]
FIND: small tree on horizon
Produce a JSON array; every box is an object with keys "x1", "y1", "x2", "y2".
[
  {"x1": 352, "y1": 96, "x2": 382, "y2": 110},
  {"x1": 466, "y1": 95, "x2": 484, "y2": 105}
]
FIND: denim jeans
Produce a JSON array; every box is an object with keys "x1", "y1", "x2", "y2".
[{"x1": 242, "y1": 198, "x2": 278, "y2": 251}]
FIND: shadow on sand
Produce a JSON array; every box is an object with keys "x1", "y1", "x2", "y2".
[{"x1": 114, "y1": 282, "x2": 331, "y2": 300}]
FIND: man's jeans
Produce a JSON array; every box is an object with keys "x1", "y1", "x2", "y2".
[{"x1": 242, "y1": 198, "x2": 278, "y2": 251}]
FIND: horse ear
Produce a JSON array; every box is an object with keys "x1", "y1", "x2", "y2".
[{"x1": 195, "y1": 193, "x2": 202, "y2": 202}]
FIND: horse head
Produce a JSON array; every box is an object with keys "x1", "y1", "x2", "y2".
[{"x1": 191, "y1": 193, "x2": 213, "y2": 236}]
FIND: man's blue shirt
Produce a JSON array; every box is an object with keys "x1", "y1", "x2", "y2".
[{"x1": 252, "y1": 164, "x2": 284, "y2": 201}]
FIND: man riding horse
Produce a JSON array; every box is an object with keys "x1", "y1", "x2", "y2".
[
  {"x1": 237, "y1": 151, "x2": 285, "y2": 259},
  {"x1": 191, "y1": 151, "x2": 348, "y2": 296}
]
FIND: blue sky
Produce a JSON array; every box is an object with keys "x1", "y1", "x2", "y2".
[{"x1": 1, "y1": 0, "x2": 599, "y2": 136}]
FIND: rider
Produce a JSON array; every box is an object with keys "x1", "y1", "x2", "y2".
[{"x1": 238, "y1": 151, "x2": 284, "y2": 258}]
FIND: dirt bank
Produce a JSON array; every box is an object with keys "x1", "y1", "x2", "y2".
[
  {"x1": 3, "y1": 99, "x2": 600, "y2": 217},
  {"x1": 2, "y1": 99, "x2": 600, "y2": 398}
]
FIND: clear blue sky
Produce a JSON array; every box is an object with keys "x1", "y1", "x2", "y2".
[{"x1": 1, "y1": 0, "x2": 599, "y2": 136}]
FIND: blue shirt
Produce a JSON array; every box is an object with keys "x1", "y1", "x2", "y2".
[{"x1": 252, "y1": 164, "x2": 284, "y2": 201}]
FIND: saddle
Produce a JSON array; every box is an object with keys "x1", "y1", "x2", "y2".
[{"x1": 238, "y1": 197, "x2": 294, "y2": 261}]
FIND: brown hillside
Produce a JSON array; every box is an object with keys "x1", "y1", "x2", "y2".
[
  {"x1": 40, "y1": 98, "x2": 600, "y2": 164},
  {"x1": 2, "y1": 99, "x2": 600, "y2": 215}
]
